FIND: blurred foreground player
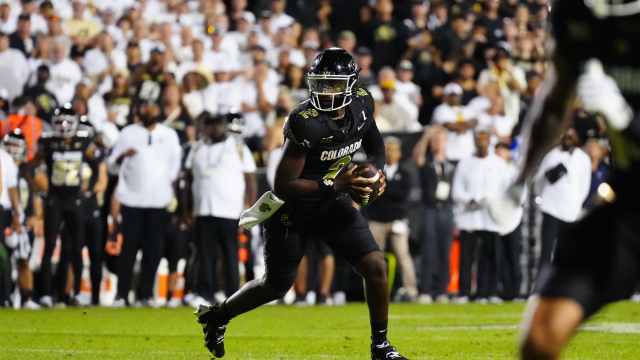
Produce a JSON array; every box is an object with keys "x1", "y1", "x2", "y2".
[
  {"x1": 196, "y1": 48, "x2": 409, "y2": 360},
  {"x1": 490, "y1": 0, "x2": 640, "y2": 358}
]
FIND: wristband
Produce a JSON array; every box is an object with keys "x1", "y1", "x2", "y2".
[{"x1": 318, "y1": 179, "x2": 335, "y2": 193}]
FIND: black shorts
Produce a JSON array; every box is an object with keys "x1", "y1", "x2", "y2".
[
  {"x1": 262, "y1": 195, "x2": 379, "y2": 288},
  {"x1": 538, "y1": 204, "x2": 640, "y2": 318}
]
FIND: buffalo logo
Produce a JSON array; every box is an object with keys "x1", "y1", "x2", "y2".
[{"x1": 259, "y1": 203, "x2": 272, "y2": 212}]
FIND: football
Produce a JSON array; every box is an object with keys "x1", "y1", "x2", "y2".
[{"x1": 351, "y1": 163, "x2": 383, "y2": 206}]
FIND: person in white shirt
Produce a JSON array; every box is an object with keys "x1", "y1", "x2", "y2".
[
  {"x1": 477, "y1": 95, "x2": 516, "y2": 146},
  {"x1": 239, "y1": 60, "x2": 278, "y2": 141},
  {"x1": 186, "y1": 112, "x2": 256, "y2": 303},
  {"x1": 46, "y1": 40, "x2": 82, "y2": 104},
  {"x1": 536, "y1": 127, "x2": 591, "y2": 272},
  {"x1": 477, "y1": 45, "x2": 526, "y2": 128},
  {"x1": 395, "y1": 60, "x2": 423, "y2": 108},
  {"x1": 376, "y1": 79, "x2": 421, "y2": 133},
  {"x1": 494, "y1": 143, "x2": 524, "y2": 300},
  {"x1": 0, "y1": 31, "x2": 29, "y2": 101},
  {"x1": 269, "y1": 0, "x2": 294, "y2": 33},
  {"x1": 432, "y1": 83, "x2": 478, "y2": 162},
  {"x1": 83, "y1": 32, "x2": 127, "y2": 95},
  {"x1": 107, "y1": 96, "x2": 182, "y2": 307},
  {"x1": 0, "y1": 3, "x2": 17, "y2": 34},
  {"x1": 452, "y1": 130, "x2": 508, "y2": 303}
]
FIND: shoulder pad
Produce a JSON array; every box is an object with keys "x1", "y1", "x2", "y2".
[
  {"x1": 284, "y1": 108, "x2": 318, "y2": 150},
  {"x1": 354, "y1": 87, "x2": 374, "y2": 112},
  {"x1": 292, "y1": 100, "x2": 320, "y2": 120}
]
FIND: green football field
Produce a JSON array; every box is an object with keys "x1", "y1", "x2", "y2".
[{"x1": 1, "y1": 302, "x2": 640, "y2": 359}]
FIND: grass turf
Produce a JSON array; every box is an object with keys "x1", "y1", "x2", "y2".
[{"x1": 1, "y1": 302, "x2": 639, "y2": 359}]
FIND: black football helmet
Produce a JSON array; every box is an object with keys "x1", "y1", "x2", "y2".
[
  {"x1": 52, "y1": 103, "x2": 79, "y2": 138},
  {"x1": 2, "y1": 128, "x2": 26, "y2": 162},
  {"x1": 307, "y1": 47, "x2": 359, "y2": 112}
]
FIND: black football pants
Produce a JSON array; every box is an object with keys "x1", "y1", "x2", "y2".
[{"x1": 117, "y1": 206, "x2": 168, "y2": 302}]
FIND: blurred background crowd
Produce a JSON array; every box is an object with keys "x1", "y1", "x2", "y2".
[{"x1": 0, "y1": 0, "x2": 614, "y2": 309}]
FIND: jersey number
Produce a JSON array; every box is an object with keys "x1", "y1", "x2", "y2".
[
  {"x1": 323, "y1": 155, "x2": 352, "y2": 181},
  {"x1": 51, "y1": 160, "x2": 82, "y2": 187}
]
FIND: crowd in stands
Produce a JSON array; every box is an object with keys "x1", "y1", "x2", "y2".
[{"x1": 0, "y1": 0, "x2": 613, "y2": 309}]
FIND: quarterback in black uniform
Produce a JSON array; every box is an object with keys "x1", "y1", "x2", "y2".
[
  {"x1": 196, "y1": 48, "x2": 408, "y2": 360},
  {"x1": 33, "y1": 104, "x2": 95, "y2": 306},
  {"x1": 493, "y1": 0, "x2": 640, "y2": 358}
]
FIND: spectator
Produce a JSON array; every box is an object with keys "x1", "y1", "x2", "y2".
[
  {"x1": 355, "y1": 47, "x2": 375, "y2": 88},
  {"x1": 0, "y1": 31, "x2": 29, "y2": 101},
  {"x1": 364, "y1": 0, "x2": 407, "y2": 70},
  {"x1": 337, "y1": 30, "x2": 357, "y2": 55},
  {"x1": 269, "y1": 0, "x2": 294, "y2": 34},
  {"x1": 108, "y1": 96, "x2": 182, "y2": 307},
  {"x1": 477, "y1": 94, "x2": 515, "y2": 145},
  {"x1": 494, "y1": 142, "x2": 523, "y2": 300},
  {"x1": 186, "y1": 112, "x2": 256, "y2": 305},
  {"x1": 9, "y1": 13, "x2": 35, "y2": 57},
  {"x1": 22, "y1": 65, "x2": 59, "y2": 123},
  {"x1": 536, "y1": 127, "x2": 591, "y2": 272},
  {"x1": 452, "y1": 130, "x2": 506, "y2": 303},
  {"x1": 0, "y1": 89, "x2": 8, "y2": 119},
  {"x1": 46, "y1": 39, "x2": 82, "y2": 104},
  {"x1": 432, "y1": 82, "x2": 477, "y2": 162},
  {"x1": 0, "y1": 3, "x2": 15, "y2": 34},
  {"x1": 103, "y1": 69, "x2": 131, "y2": 129},
  {"x1": 2, "y1": 96, "x2": 43, "y2": 161},
  {"x1": 477, "y1": 44, "x2": 526, "y2": 128},
  {"x1": 83, "y1": 31, "x2": 127, "y2": 93},
  {"x1": 239, "y1": 60, "x2": 278, "y2": 146},
  {"x1": 376, "y1": 79, "x2": 421, "y2": 133},
  {"x1": 64, "y1": 0, "x2": 102, "y2": 43},
  {"x1": 395, "y1": 60, "x2": 422, "y2": 107},
  {"x1": 19, "y1": 0, "x2": 48, "y2": 35},
  {"x1": 161, "y1": 83, "x2": 194, "y2": 145},
  {"x1": 366, "y1": 136, "x2": 418, "y2": 302},
  {"x1": 416, "y1": 126, "x2": 456, "y2": 304}
]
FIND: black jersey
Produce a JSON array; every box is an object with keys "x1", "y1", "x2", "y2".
[
  {"x1": 283, "y1": 87, "x2": 385, "y2": 220},
  {"x1": 39, "y1": 131, "x2": 92, "y2": 197},
  {"x1": 284, "y1": 87, "x2": 384, "y2": 183}
]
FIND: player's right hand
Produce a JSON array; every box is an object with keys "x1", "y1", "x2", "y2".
[{"x1": 333, "y1": 164, "x2": 375, "y2": 196}]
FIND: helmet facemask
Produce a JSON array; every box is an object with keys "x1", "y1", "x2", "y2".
[
  {"x1": 52, "y1": 114, "x2": 79, "y2": 138},
  {"x1": 307, "y1": 73, "x2": 358, "y2": 112}
]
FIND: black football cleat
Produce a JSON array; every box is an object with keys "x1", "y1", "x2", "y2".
[
  {"x1": 371, "y1": 341, "x2": 409, "y2": 360},
  {"x1": 195, "y1": 304, "x2": 229, "y2": 358}
]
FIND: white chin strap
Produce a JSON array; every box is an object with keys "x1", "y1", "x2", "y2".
[{"x1": 585, "y1": 0, "x2": 640, "y2": 17}]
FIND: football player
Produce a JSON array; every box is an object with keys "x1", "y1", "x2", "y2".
[
  {"x1": 493, "y1": 0, "x2": 640, "y2": 358},
  {"x1": 196, "y1": 48, "x2": 408, "y2": 360},
  {"x1": 32, "y1": 104, "x2": 95, "y2": 307}
]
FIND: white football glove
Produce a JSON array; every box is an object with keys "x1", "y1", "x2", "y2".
[
  {"x1": 577, "y1": 59, "x2": 633, "y2": 130},
  {"x1": 239, "y1": 191, "x2": 285, "y2": 230}
]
